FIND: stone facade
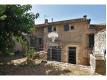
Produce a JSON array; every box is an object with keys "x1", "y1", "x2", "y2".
[
  {"x1": 89, "y1": 25, "x2": 106, "y2": 75},
  {"x1": 94, "y1": 30, "x2": 106, "y2": 56},
  {"x1": 30, "y1": 16, "x2": 106, "y2": 66},
  {"x1": 43, "y1": 20, "x2": 90, "y2": 65},
  {"x1": 90, "y1": 24, "x2": 106, "y2": 59}
]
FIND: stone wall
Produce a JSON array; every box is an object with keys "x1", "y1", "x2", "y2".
[
  {"x1": 94, "y1": 30, "x2": 106, "y2": 57},
  {"x1": 44, "y1": 21, "x2": 90, "y2": 65},
  {"x1": 90, "y1": 54, "x2": 96, "y2": 73},
  {"x1": 90, "y1": 54, "x2": 106, "y2": 75},
  {"x1": 92, "y1": 29, "x2": 106, "y2": 75}
]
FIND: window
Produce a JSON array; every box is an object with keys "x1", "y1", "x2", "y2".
[
  {"x1": 64, "y1": 24, "x2": 69, "y2": 31},
  {"x1": 48, "y1": 46, "x2": 61, "y2": 62},
  {"x1": 70, "y1": 26, "x2": 74, "y2": 30},
  {"x1": 48, "y1": 25, "x2": 56, "y2": 32},
  {"x1": 48, "y1": 26, "x2": 52, "y2": 32},
  {"x1": 53, "y1": 27, "x2": 56, "y2": 31},
  {"x1": 89, "y1": 34, "x2": 94, "y2": 48}
]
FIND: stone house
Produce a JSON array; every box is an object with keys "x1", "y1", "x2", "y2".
[
  {"x1": 29, "y1": 15, "x2": 106, "y2": 65},
  {"x1": 91, "y1": 24, "x2": 106, "y2": 58},
  {"x1": 89, "y1": 24, "x2": 106, "y2": 74}
]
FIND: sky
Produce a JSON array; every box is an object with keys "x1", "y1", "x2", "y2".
[{"x1": 31, "y1": 5, "x2": 106, "y2": 24}]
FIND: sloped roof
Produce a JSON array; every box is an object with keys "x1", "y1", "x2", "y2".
[
  {"x1": 35, "y1": 18, "x2": 91, "y2": 27},
  {"x1": 90, "y1": 24, "x2": 106, "y2": 31}
]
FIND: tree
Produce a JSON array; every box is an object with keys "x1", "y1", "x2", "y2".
[
  {"x1": 0, "y1": 5, "x2": 6, "y2": 20},
  {"x1": 0, "y1": 5, "x2": 39, "y2": 55}
]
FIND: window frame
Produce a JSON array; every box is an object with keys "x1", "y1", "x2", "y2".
[
  {"x1": 48, "y1": 26, "x2": 52, "y2": 32},
  {"x1": 48, "y1": 25, "x2": 56, "y2": 32},
  {"x1": 53, "y1": 27, "x2": 56, "y2": 32},
  {"x1": 70, "y1": 26, "x2": 74, "y2": 30},
  {"x1": 64, "y1": 24, "x2": 69, "y2": 31}
]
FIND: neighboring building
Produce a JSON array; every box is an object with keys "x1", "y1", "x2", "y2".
[
  {"x1": 89, "y1": 24, "x2": 106, "y2": 75},
  {"x1": 90, "y1": 24, "x2": 106, "y2": 59},
  {"x1": 29, "y1": 15, "x2": 106, "y2": 65}
]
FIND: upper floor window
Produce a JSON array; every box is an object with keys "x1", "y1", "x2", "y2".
[
  {"x1": 64, "y1": 24, "x2": 69, "y2": 31},
  {"x1": 48, "y1": 26, "x2": 52, "y2": 32},
  {"x1": 70, "y1": 26, "x2": 74, "y2": 30},
  {"x1": 53, "y1": 27, "x2": 56, "y2": 31},
  {"x1": 48, "y1": 25, "x2": 56, "y2": 32}
]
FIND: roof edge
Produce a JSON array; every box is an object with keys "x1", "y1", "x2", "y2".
[{"x1": 35, "y1": 18, "x2": 91, "y2": 27}]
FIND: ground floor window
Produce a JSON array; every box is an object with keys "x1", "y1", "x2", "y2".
[{"x1": 47, "y1": 46, "x2": 61, "y2": 62}]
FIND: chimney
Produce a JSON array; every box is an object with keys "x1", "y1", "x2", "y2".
[
  {"x1": 45, "y1": 19, "x2": 48, "y2": 24},
  {"x1": 83, "y1": 15, "x2": 87, "y2": 19}
]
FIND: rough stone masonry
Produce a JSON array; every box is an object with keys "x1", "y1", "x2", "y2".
[{"x1": 94, "y1": 30, "x2": 106, "y2": 56}]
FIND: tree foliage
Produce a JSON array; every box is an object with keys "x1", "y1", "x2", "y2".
[
  {"x1": 0, "y1": 5, "x2": 38, "y2": 54},
  {"x1": 0, "y1": 5, "x2": 6, "y2": 20}
]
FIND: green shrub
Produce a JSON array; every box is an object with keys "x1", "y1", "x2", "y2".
[
  {"x1": 4, "y1": 48, "x2": 14, "y2": 56},
  {"x1": 25, "y1": 48, "x2": 39, "y2": 59},
  {"x1": 8, "y1": 52, "x2": 15, "y2": 56}
]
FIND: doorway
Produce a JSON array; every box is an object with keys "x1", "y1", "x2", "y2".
[{"x1": 68, "y1": 47, "x2": 76, "y2": 64}]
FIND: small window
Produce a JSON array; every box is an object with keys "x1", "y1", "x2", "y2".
[
  {"x1": 48, "y1": 26, "x2": 52, "y2": 32},
  {"x1": 71, "y1": 26, "x2": 74, "y2": 30},
  {"x1": 64, "y1": 24, "x2": 69, "y2": 31},
  {"x1": 53, "y1": 27, "x2": 56, "y2": 31}
]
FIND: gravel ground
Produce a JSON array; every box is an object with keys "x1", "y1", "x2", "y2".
[{"x1": 0, "y1": 57, "x2": 98, "y2": 75}]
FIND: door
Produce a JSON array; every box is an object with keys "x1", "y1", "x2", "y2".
[{"x1": 68, "y1": 47, "x2": 76, "y2": 64}]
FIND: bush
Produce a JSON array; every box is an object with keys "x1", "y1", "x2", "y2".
[
  {"x1": 25, "y1": 48, "x2": 39, "y2": 60},
  {"x1": 25, "y1": 48, "x2": 35, "y2": 58},
  {"x1": 4, "y1": 48, "x2": 15, "y2": 56}
]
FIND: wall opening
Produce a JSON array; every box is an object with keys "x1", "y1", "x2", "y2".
[
  {"x1": 89, "y1": 34, "x2": 94, "y2": 49},
  {"x1": 47, "y1": 46, "x2": 61, "y2": 62},
  {"x1": 68, "y1": 47, "x2": 76, "y2": 64}
]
